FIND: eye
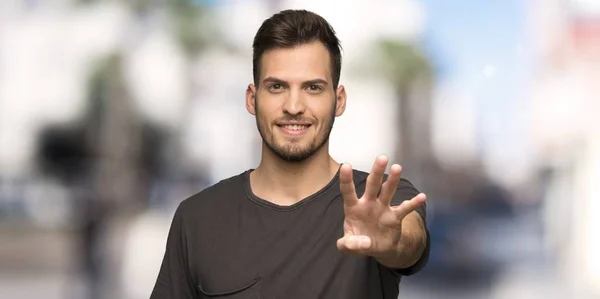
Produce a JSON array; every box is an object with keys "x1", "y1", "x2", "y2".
[
  {"x1": 268, "y1": 83, "x2": 284, "y2": 92},
  {"x1": 306, "y1": 85, "x2": 323, "y2": 93}
]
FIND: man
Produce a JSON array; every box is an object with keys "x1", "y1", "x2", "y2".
[{"x1": 151, "y1": 9, "x2": 429, "y2": 299}]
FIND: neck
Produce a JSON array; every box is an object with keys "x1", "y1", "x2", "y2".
[{"x1": 250, "y1": 142, "x2": 340, "y2": 206}]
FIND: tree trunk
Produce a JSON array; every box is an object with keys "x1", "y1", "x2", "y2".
[{"x1": 395, "y1": 85, "x2": 413, "y2": 168}]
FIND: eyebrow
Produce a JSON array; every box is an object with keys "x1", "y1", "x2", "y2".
[
  {"x1": 262, "y1": 77, "x2": 329, "y2": 86},
  {"x1": 303, "y1": 79, "x2": 329, "y2": 86}
]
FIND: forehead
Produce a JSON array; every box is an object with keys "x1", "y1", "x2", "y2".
[{"x1": 259, "y1": 42, "x2": 332, "y2": 82}]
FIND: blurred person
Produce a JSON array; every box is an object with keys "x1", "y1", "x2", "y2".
[{"x1": 151, "y1": 9, "x2": 429, "y2": 299}]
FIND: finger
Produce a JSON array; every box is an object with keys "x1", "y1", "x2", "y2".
[
  {"x1": 379, "y1": 164, "x2": 402, "y2": 205},
  {"x1": 364, "y1": 155, "x2": 388, "y2": 200},
  {"x1": 339, "y1": 163, "x2": 358, "y2": 205},
  {"x1": 392, "y1": 193, "x2": 427, "y2": 219},
  {"x1": 336, "y1": 235, "x2": 372, "y2": 253}
]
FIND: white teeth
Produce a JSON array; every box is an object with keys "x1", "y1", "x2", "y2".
[{"x1": 282, "y1": 124, "x2": 309, "y2": 131}]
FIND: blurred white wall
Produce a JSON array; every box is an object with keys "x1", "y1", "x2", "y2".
[{"x1": 0, "y1": 2, "x2": 130, "y2": 176}]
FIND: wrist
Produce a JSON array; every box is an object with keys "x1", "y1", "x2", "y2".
[{"x1": 373, "y1": 235, "x2": 406, "y2": 268}]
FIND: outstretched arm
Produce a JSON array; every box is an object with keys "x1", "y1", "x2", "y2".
[
  {"x1": 375, "y1": 210, "x2": 428, "y2": 269},
  {"x1": 337, "y1": 155, "x2": 429, "y2": 274}
]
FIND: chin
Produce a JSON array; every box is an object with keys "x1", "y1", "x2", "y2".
[
  {"x1": 269, "y1": 143, "x2": 315, "y2": 161},
  {"x1": 280, "y1": 150, "x2": 315, "y2": 162},
  {"x1": 278, "y1": 145, "x2": 310, "y2": 156}
]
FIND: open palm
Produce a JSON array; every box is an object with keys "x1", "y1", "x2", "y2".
[{"x1": 337, "y1": 156, "x2": 426, "y2": 257}]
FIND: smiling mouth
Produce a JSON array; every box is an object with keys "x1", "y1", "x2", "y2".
[
  {"x1": 278, "y1": 124, "x2": 311, "y2": 131},
  {"x1": 277, "y1": 124, "x2": 312, "y2": 135}
]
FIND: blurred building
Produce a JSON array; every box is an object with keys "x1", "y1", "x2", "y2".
[{"x1": 528, "y1": 0, "x2": 600, "y2": 295}]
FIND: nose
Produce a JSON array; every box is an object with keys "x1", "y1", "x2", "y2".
[{"x1": 282, "y1": 90, "x2": 306, "y2": 115}]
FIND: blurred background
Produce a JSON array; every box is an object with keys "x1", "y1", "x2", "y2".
[{"x1": 0, "y1": 0, "x2": 598, "y2": 298}]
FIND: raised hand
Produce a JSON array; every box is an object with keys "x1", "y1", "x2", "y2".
[{"x1": 337, "y1": 155, "x2": 426, "y2": 258}]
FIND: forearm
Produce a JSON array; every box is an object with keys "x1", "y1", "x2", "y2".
[{"x1": 375, "y1": 211, "x2": 427, "y2": 269}]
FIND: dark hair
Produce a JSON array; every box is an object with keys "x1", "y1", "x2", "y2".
[{"x1": 252, "y1": 9, "x2": 342, "y2": 89}]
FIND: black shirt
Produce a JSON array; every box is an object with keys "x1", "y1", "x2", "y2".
[{"x1": 151, "y1": 169, "x2": 429, "y2": 299}]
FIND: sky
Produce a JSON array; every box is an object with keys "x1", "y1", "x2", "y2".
[{"x1": 418, "y1": 0, "x2": 532, "y2": 182}]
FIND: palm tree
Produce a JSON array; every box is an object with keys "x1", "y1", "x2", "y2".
[
  {"x1": 369, "y1": 40, "x2": 434, "y2": 181},
  {"x1": 86, "y1": 54, "x2": 145, "y2": 208}
]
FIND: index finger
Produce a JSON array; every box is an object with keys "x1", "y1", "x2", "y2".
[
  {"x1": 392, "y1": 193, "x2": 427, "y2": 219},
  {"x1": 340, "y1": 163, "x2": 358, "y2": 205}
]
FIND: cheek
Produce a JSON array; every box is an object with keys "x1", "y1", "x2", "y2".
[
  {"x1": 257, "y1": 114, "x2": 270, "y2": 129},
  {"x1": 256, "y1": 97, "x2": 280, "y2": 119},
  {"x1": 314, "y1": 104, "x2": 336, "y2": 126},
  {"x1": 256, "y1": 109, "x2": 275, "y2": 130}
]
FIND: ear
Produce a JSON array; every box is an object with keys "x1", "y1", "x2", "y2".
[
  {"x1": 334, "y1": 85, "x2": 347, "y2": 117},
  {"x1": 246, "y1": 84, "x2": 257, "y2": 115}
]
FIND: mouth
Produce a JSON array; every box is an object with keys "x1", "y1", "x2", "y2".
[{"x1": 277, "y1": 124, "x2": 312, "y2": 136}]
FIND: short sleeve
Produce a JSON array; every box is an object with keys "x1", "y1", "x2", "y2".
[
  {"x1": 388, "y1": 178, "x2": 430, "y2": 276},
  {"x1": 150, "y1": 204, "x2": 198, "y2": 299}
]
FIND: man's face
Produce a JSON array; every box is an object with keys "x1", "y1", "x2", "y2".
[{"x1": 246, "y1": 42, "x2": 346, "y2": 162}]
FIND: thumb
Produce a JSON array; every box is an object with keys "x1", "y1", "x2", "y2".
[{"x1": 337, "y1": 235, "x2": 372, "y2": 252}]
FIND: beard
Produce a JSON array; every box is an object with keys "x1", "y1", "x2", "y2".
[{"x1": 255, "y1": 96, "x2": 336, "y2": 163}]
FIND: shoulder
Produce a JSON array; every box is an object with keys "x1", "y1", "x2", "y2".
[
  {"x1": 177, "y1": 171, "x2": 249, "y2": 217},
  {"x1": 351, "y1": 169, "x2": 370, "y2": 185}
]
